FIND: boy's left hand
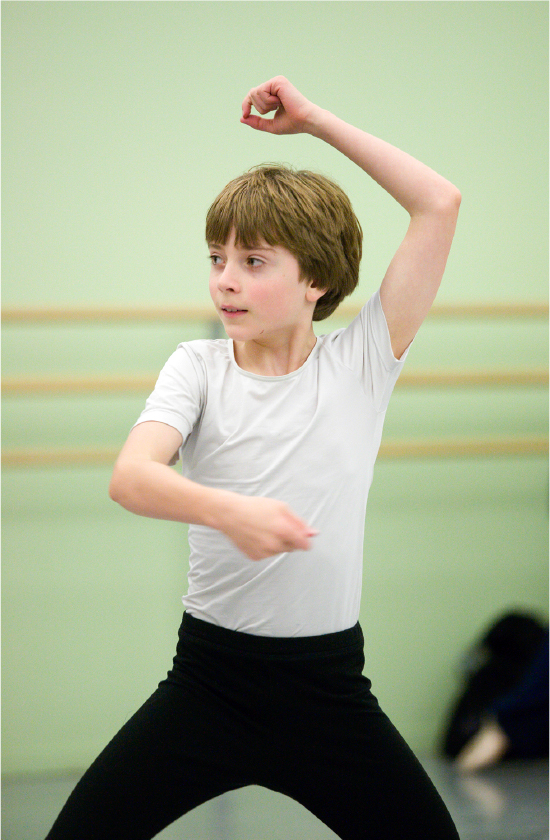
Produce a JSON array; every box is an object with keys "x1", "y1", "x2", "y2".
[{"x1": 241, "y1": 76, "x2": 321, "y2": 135}]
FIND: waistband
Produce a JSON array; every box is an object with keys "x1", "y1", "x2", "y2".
[{"x1": 181, "y1": 611, "x2": 364, "y2": 659}]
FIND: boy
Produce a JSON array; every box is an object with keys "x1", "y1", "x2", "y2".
[{"x1": 46, "y1": 76, "x2": 461, "y2": 839}]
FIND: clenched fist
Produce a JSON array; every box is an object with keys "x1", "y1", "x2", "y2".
[
  {"x1": 240, "y1": 75, "x2": 322, "y2": 136},
  {"x1": 217, "y1": 492, "x2": 318, "y2": 561}
]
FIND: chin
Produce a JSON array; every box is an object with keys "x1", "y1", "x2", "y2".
[{"x1": 222, "y1": 324, "x2": 252, "y2": 339}]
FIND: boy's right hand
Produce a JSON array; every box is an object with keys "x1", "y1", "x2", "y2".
[{"x1": 216, "y1": 493, "x2": 318, "y2": 561}]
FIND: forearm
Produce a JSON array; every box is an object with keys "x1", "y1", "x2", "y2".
[
  {"x1": 109, "y1": 459, "x2": 233, "y2": 529},
  {"x1": 109, "y1": 459, "x2": 316, "y2": 561},
  {"x1": 307, "y1": 108, "x2": 460, "y2": 216}
]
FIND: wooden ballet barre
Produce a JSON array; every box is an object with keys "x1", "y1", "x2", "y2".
[
  {"x1": 2, "y1": 447, "x2": 121, "y2": 467},
  {"x1": 379, "y1": 436, "x2": 548, "y2": 459},
  {"x1": 2, "y1": 301, "x2": 548, "y2": 323},
  {"x1": 2, "y1": 374, "x2": 159, "y2": 395},
  {"x1": 2, "y1": 368, "x2": 547, "y2": 395},
  {"x1": 1, "y1": 305, "x2": 216, "y2": 324},
  {"x1": 397, "y1": 368, "x2": 548, "y2": 388},
  {"x1": 2, "y1": 436, "x2": 547, "y2": 467}
]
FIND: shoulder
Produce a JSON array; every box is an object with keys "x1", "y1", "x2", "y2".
[
  {"x1": 169, "y1": 339, "x2": 232, "y2": 374},
  {"x1": 177, "y1": 338, "x2": 230, "y2": 358},
  {"x1": 152, "y1": 340, "x2": 231, "y2": 398},
  {"x1": 316, "y1": 290, "x2": 381, "y2": 354}
]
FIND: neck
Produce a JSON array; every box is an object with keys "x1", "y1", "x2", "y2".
[{"x1": 233, "y1": 329, "x2": 318, "y2": 376}]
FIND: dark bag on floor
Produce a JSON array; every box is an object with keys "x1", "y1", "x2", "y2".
[{"x1": 440, "y1": 611, "x2": 547, "y2": 758}]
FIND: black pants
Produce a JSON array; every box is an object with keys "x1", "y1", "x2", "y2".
[{"x1": 45, "y1": 613, "x2": 460, "y2": 839}]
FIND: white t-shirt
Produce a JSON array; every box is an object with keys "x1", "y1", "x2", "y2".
[{"x1": 133, "y1": 289, "x2": 410, "y2": 637}]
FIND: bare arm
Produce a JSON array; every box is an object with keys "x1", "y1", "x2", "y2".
[
  {"x1": 109, "y1": 421, "x2": 219, "y2": 524},
  {"x1": 109, "y1": 421, "x2": 317, "y2": 560},
  {"x1": 241, "y1": 76, "x2": 461, "y2": 359},
  {"x1": 309, "y1": 111, "x2": 461, "y2": 359}
]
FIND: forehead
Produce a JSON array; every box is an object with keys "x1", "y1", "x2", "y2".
[{"x1": 208, "y1": 228, "x2": 276, "y2": 252}]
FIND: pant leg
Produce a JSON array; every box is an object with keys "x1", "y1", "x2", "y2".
[
  {"x1": 265, "y1": 639, "x2": 460, "y2": 840},
  {"x1": 44, "y1": 622, "x2": 262, "y2": 840}
]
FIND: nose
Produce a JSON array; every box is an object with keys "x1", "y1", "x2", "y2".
[{"x1": 217, "y1": 262, "x2": 241, "y2": 293}]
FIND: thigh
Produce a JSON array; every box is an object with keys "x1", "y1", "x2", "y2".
[
  {"x1": 272, "y1": 669, "x2": 459, "y2": 840},
  {"x1": 45, "y1": 681, "x2": 250, "y2": 840},
  {"x1": 299, "y1": 706, "x2": 458, "y2": 839}
]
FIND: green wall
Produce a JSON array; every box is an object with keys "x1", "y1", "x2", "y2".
[{"x1": 3, "y1": 1, "x2": 548, "y2": 775}]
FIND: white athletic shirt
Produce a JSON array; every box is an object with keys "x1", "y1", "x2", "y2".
[{"x1": 133, "y1": 290, "x2": 410, "y2": 637}]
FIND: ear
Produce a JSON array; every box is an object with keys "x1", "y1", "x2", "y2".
[{"x1": 305, "y1": 282, "x2": 327, "y2": 303}]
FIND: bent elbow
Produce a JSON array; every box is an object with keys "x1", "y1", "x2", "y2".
[
  {"x1": 109, "y1": 462, "x2": 129, "y2": 506},
  {"x1": 417, "y1": 186, "x2": 461, "y2": 220},
  {"x1": 108, "y1": 479, "x2": 118, "y2": 503},
  {"x1": 108, "y1": 474, "x2": 122, "y2": 504},
  {"x1": 443, "y1": 187, "x2": 462, "y2": 214}
]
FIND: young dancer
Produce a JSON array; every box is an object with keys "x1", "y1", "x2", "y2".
[{"x1": 46, "y1": 76, "x2": 461, "y2": 839}]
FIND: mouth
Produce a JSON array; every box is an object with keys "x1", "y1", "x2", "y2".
[{"x1": 221, "y1": 306, "x2": 248, "y2": 317}]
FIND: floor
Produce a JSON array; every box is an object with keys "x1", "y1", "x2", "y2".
[{"x1": 2, "y1": 758, "x2": 548, "y2": 840}]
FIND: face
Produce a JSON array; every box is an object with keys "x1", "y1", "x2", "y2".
[{"x1": 208, "y1": 228, "x2": 324, "y2": 343}]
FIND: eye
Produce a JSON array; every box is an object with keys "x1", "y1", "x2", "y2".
[
  {"x1": 208, "y1": 254, "x2": 222, "y2": 266},
  {"x1": 247, "y1": 257, "x2": 263, "y2": 267}
]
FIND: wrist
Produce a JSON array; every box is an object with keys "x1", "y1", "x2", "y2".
[
  {"x1": 304, "y1": 106, "x2": 333, "y2": 139},
  {"x1": 202, "y1": 487, "x2": 239, "y2": 532}
]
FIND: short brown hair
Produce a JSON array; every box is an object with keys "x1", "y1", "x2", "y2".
[{"x1": 205, "y1": 164, "x2": 362, "y2": 321}]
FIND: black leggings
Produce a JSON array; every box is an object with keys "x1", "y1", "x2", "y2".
[{"x1": 45, "y1": 613, "x2": 460, "y2": 840}]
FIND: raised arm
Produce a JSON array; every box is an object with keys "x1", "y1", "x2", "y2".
[
  {"x1": 309, "y1": 111, "x2": 461, "y2": 359},
  {"x1": 241, "y1": 76, "x2": 461, "y2": 359}
]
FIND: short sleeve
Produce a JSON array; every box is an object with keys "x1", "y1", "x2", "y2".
[
  {"x1": 132, "y1": 344, "x2": 205, "y2": 443},
  {"x1": 323, "y1": 289, "x2": 412, "y2": 413}
]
